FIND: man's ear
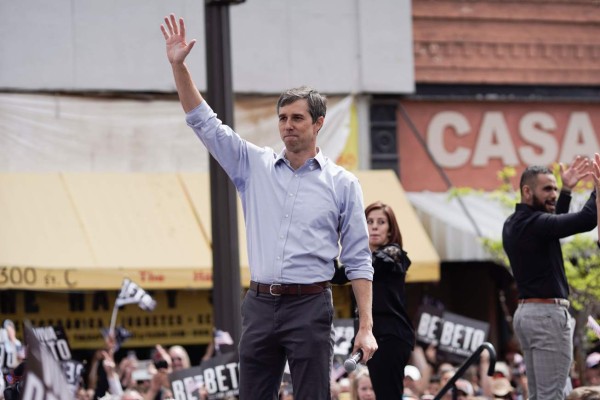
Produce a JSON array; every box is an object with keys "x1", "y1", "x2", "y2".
[
  {"x1": 314, "y1": 116, "x2": 324, "y2": 134},
  {"x1": 522, "y1": 185, "x2": 532, "y2": 201}
]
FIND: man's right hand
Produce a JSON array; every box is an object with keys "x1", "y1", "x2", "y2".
[
  {"x1": 160, "y1": 14, "x2": 197, "y2": 65},
  {"x1": 560, "y1": 155, "x2": 591, "y2": 191}
]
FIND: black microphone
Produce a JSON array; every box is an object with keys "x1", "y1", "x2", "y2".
[{"x1": 344, "y1": 349, "x2": 363, "y2": 373}]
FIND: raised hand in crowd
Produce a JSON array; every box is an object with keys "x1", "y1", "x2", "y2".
[
  {"x1": 118, "y1": 351, "x2": 139, "y2": 391},
  {"x1": 101, "y1": 349, "x2": 123, "y2": 396},
  {"x1": 153, "y1": 344, "x2": 173, "y2": 372},
  {"x1": 144, "y1": 365, "x2": 172, "y2": 400}
]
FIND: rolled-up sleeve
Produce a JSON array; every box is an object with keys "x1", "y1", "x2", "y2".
[{"x1": 339, "y1": 178, "x2": 373, "y2": 281}]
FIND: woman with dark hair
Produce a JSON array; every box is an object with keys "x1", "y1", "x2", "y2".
[{"x1": 364, "y1": 201, "x2": 415, "y2": 399}]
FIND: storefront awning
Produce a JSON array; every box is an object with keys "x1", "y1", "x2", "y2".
[
  {"x1": 0, "y1": 171, "x2": 439, "y2": 291},
  {"x1": 407, "y1": 191, "x2": 596, "y2": 262}
]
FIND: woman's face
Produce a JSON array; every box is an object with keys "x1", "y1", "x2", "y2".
[
  {"x1": 367, "y1": 209, "x2": 390, "y2": 250},
  {"x1": 356, "y1": 376, "x2": 375, "y2": 400},
  {"x1": 169, "y1": 350, "x2": 186, "y2": 371}
]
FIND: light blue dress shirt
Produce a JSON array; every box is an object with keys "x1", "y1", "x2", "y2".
[{"x1": 186, "y1": 101, "x2": 373, "y2": 284}]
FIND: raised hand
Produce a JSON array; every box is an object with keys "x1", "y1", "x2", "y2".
[
  {"x1": 592, "y1": 153, "x2": 600, "y2": 191},
  {"x1": 160, "y1": 14, "x2": 197, "y2": 65},
  {"x1": 559, "y1": 155, "x2": 591, "y2": 191}
]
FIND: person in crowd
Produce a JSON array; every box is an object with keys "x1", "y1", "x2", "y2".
[
  {"x1": 3, "y1": 361, "x2": 25, "y2": 400},
  {"x1": 160, "y1": 13, "x2": 377, "y2": 399},
  {"x1": 452, "y1": 379, "x2": 474, "y2": 399},
  {"x1": 121, "y1": 389, "x2": 145, "y2": 400},
  {"x1": 491, "y1": 377, "x2": 515, "y2": 399},
  {"x1": 567, "y1": 385, "x2": 600, "y2": 400},
  {"x1": 351, "y1": 368, "x2": 375, "y2": 400},
  {"x1": 167, "y1": 345, "x2": 190, "y2": 371},
  {"x1": 408, "y1": 343, "x2": 439, "y2": 396},
  {"x1": 0, "y1": 371, "x2": 4, "y2": 399},
  {"x1": 75, "y1": 387, "x2": 95, "y2": 400},
  {"x1": 436, "y1": 365, "x2": 476, "y2": 400},
  {"x1": 423, "y1": 374, "x2": 442, "y2": 398},
  {"x1": 87, "y1": 347, "x2": 110, "y2": 398},
  {"x1": 118, "y1": 351, "x2": 140, "y2": 391},
  {"x1": 502, "y1": 156, "x2": 597, "y2": 399},
  {"x1": 100, "y1": 347, "x2": 123, "y2": 397},
  {"x1": 143, "y1": 365, "x2": 172, "y2": 400},
  {"x1": 438, "y1": 364, "x2": 457, "y2": 390},
  {"x1": 362, "y1": 201, "x2": 414, "y2": 398},
  {"x1": 2, "y1": 320, "x2": 25, "y2": 371},
  {"x1": 584, "y1": 352, "x2": 600, "y2": 386},
  {"x1": 404, "y1": 364, "x2": 423, "y2": 397}
]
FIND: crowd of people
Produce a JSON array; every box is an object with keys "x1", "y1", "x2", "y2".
[
  {"x1": 2, "y1": 334, "x2": 600, "y2": 399},
  {"x1": 3, "y1": 11, "x2": 600, "y2": 400}
]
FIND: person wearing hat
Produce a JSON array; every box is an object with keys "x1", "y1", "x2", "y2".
[
  {"x1": 503, "y1": 157, "x2": 597, "y2": 399},
  {"x1": 403, "y1": 364, "x2": 422, "y2": 397},
  {"x1": 491, "y1": 377, "x2": 514, "y2": 400},
  {"x1": 453, "y1": 378, "x2": 474, "y2": 399},
  {"x1": 585, "y1": 352, "x2": 600, "y2": 386}
]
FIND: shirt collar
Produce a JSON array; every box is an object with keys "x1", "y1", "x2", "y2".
[{"x1": 274, "y1": 147, "x2": 327, "y2": 169}]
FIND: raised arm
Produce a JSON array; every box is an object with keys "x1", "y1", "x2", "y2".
[
  {"x1": 556, "y1": 155, "x2": 591, "y2": 214},
  {"x1": 160, "y1": 14, "x2": 203, "y2": 113},
  {"x1": 560, "y1": 155, "x2": 590, "y2": 193}
]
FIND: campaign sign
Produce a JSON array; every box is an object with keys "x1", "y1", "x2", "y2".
[
  {"x1": 332, "y1": 319, "x2": 355, "y2": 357},
  {"x1": 415, "y1": 305, "x2": 444, "y2": 345},
  {"x1": 62, "y1": 360, "x2": 84, "y2": 396},
  {"x1": 30, "y1": 325, "x2": 72, "y2": 361},
  {"x1": 170, "y1": 352, "x2": 239, "y2": 400},
  {"x1": 415, "y1": 306, "x2": 489, "y2": 362},
  {"x1": 22, "y1": 322, "x2": 72, "y2": 400},
  {"x1": 0, "y1": 328, "x2": 22, "y2": 370}
]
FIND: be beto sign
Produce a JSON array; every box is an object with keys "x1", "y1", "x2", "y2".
[
  {"x1": 169, "y1": 352, "x2": 239, "y2": 400},
  {"x1": 415, "y1": 306, "x2": 489, "y2": 361}
]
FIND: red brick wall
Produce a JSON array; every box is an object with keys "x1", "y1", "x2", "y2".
[{"x1": 413, "y1": 0, "x2": 600, "y2": 85}]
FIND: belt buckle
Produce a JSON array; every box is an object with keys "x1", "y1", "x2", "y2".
[{"x1": 269, "y1": 284, "x2": 282, "y2": 296}]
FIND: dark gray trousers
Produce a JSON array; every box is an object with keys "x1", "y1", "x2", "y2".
[{"x1": 238, "y1": 288, "x2": 334, "y2": 400}]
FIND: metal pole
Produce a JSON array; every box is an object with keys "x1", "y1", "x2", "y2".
[{"x1": 204, "y1": 0, "x2": 241, "y2": 347}]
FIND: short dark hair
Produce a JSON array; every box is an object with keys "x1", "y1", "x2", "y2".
[
  {"x1": 276, "y1": 86, "x2": 327, "y2": 123},
  {"x1": 519, "y1": 165, "x2": 552, "y2": 194}
]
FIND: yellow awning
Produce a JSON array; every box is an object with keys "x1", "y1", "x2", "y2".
[{"x1": 0, "y1": 171, "x2": 439, "y2": 290}]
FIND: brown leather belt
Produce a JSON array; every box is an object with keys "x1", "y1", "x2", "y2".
[
  {"x1": 519, "y1": 298, "x2": 570, "y2": 307},
  {"x1": 249, "y1": 281, "x2": 331, "y2": 296}
]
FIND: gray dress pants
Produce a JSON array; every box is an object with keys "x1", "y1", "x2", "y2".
[
  {"x1": 513, "y1": 302, "x2": 573, "y2": 399},
  {"x1": 238, "y1": 288, "x2": 335, "y2": 400}
]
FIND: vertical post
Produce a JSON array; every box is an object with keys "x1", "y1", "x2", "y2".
[{"x1": 204, "y1": 1, "x2": 242, "y2": 347}]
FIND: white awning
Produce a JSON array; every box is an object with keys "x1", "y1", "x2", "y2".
[{"x1": 407, "y1": 191, "x2": 596, "y2": 262}]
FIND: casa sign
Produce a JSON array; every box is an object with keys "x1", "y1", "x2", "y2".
[
  {"x1": 428, "y1": 111, "x2": 599, "y2": 168},
  {"x1": 399, "y1": 101, "x2": 600, "y2": 191}
]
